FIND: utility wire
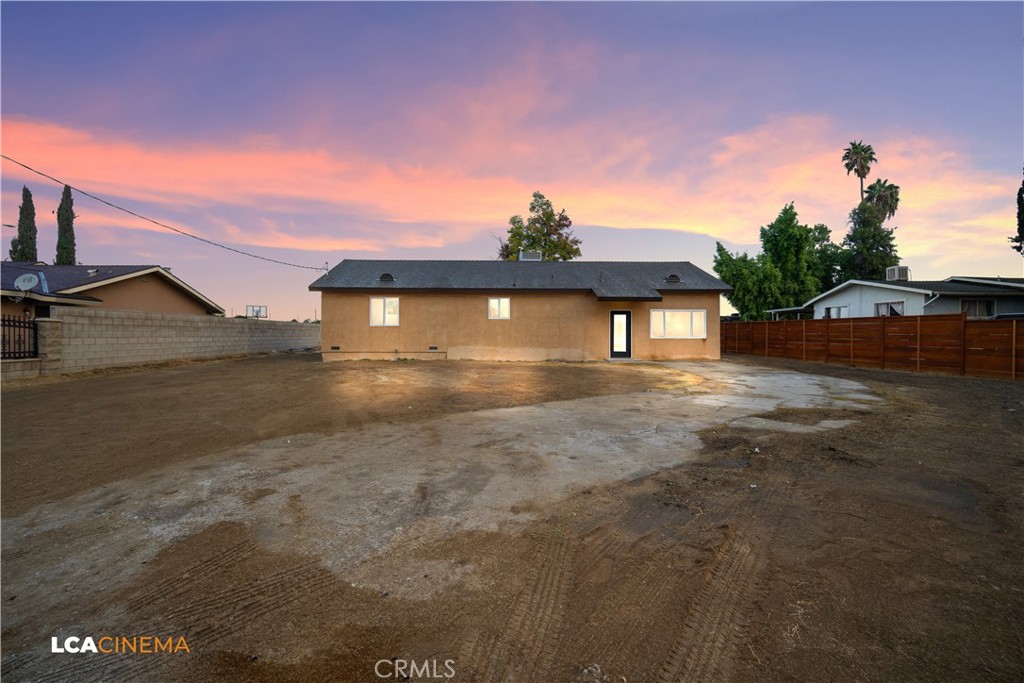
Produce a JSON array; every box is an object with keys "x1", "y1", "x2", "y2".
[{"x1": 1, "y1": 154, "x2": 327, "y2": 272}]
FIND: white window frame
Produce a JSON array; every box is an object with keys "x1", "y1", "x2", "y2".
[
  {"x1": 488, "y1": 297, "x2": 511, "y2": 320},
  {"x1": 369, "y1": 297, "x2": 400, "y2": 326},
  {"x1": 824, "y1": 305, "x2": 848, "y2": 319},
  {"x1": 874, "y1": 300, "x2": 905, "y2": 317},
  {"x1": 650, "y1": 309, "x2": 707, "y2": 339}
]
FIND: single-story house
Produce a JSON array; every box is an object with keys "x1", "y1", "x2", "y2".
[
  {"x1": 1, "y1": 262, "x2": 224, "y2": 318},
  {"x1": 309, "y1": 259, "x2": 731, "y2": 361},
  {"x1": 804, "y1": 276, "x2": 1024, "y2": 320}
]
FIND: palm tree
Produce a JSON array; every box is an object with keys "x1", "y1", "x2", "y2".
[
  {"x1": 842, "y1": 140, "x2": 877, "y2": 201},
  {"x1": 865, "y1": 178, "x2": 901, "y2": 222}
]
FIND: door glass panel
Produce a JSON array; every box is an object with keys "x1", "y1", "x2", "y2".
[{"x1": 612, "y1": 314, "x2": 627, "y2": 352}]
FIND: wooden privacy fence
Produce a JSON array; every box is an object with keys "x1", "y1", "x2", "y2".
[{"x1": 721, "y1": 313, "x2": 1023, "y2": 381}]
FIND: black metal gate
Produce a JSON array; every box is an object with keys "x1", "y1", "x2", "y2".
[{"x1": 2, "y1": 315, "x2": 38, "y2": 359}]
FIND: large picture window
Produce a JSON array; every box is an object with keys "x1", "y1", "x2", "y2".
[
  {"x1": 488, "y1": 297, "x2": 510, "y2": 319},
  {"x1": 650, "y1": 309, "x2": 706, "y2": 339},
  {"x1": 370, "y1": 297, "x2": 400, "y2": 326}
]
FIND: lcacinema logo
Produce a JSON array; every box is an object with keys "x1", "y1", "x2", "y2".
[{"x1": 51, "y1": 635, "x2": 191, "y2": 654}]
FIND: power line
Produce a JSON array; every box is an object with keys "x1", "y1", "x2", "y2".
[{"x1": 1, "y1": 154, "x2": 327, "y2": 272}]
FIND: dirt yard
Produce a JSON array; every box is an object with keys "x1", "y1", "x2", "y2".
[{"x1": 1, "y1": 354, "x2": 1021, "y2": 682}]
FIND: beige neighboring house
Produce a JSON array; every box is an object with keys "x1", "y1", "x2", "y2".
[
  {"x1": 1, "y1": 262, "x2": 224, "y2": 318},
  {"x1": 309, "y1": 259, "x2": 731, "y2": 361}
]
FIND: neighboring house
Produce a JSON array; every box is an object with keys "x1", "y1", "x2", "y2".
[
  {"x1": 1, "y1": 262, "x2": 224, "y2": 318},
  {"x1": 804, "y1": 275, "x2": 1024, "y2": 320},
  {"x1": 309, "y1": 259, "x2": 731, "y2": 361}
]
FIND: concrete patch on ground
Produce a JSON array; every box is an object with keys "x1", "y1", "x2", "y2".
[{"x1": 0, "y1": 361, "x2": 881, "y2": 628}]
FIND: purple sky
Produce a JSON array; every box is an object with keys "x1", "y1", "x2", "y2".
[{"x1": 2, "y1": 1, "x2": 1021, "y2": 320}]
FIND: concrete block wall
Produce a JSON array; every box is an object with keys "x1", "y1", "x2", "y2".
[
  {"x1": 3, "y1": 307, "x2": 321, "y2": 377},
  {"x1": 1, "y1": 359, "x2": 42, "y2": 380}
]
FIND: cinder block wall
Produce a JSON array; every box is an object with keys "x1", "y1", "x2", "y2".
[{"x1": 50, "y1": 306, "x2": 321, "y2": 373}]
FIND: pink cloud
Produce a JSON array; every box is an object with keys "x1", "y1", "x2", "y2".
[{"x1": 2, "y1": 103, "x2": 1016, "y2": 275}]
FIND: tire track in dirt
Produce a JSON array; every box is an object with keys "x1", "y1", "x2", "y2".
[
  {"x1": 160, "y1": 560, "x2": 325, "y2": 627},
  {"x1": 570, "y1": 535, "x2": 678, "y2": 667},
  {"x1": 657, "y1": 483, "x2": 784, "y2": 683},
  {"x1": 564, "y1": 483, "x2": 741, "y2": 673},
  {"x1": 462, "y1": 533, "x2": 576, "y2": 682},
  {"x1": 124, "y1": 539, "x2": 259, "y2": 612},
  {"x1": 37, "y1": 561, "x2": 336, "y2": 683},
  {"x1": 0, "y1": 652, "x2": 44, "y2": 680}
]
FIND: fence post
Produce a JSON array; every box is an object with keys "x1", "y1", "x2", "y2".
[
  {"x1": 1013, "y1": 319, "x2": 1018, "y2": 381},
  {"x1": 960, "y1": 312, "x2": 967, "y2": 376},
  {"x1": 849, "y1": 318, "x2": 854, "y2": 366},
  {"x1": 824, "y1": 317, "x2": 830, "y2": 364},
  {"x1": 35, "y1": 318, "x2": 63, "y2": 376},
  {"x1": 880, "y1": 315, "x2": 886, "y2": 370},
  {"x1": 916, "y1": 315, "x2": 921, "y2": 372},
  {"x1": 802, "y1": 319, "x2": 807, "y2": 361}
]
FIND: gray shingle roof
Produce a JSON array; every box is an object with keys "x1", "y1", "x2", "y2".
[
  {"x1": 1, "y1": 262, "x2": 157, "y2": 294},
  {"x1": 1, "y1": 261, "x2": 224, "y2": 314},
  {"x1": 309, "y1": 260, "x2": 731, "y2": 301},
  {"x1": 863, "y1": 279, "x2": 1024, "y2": 295}
]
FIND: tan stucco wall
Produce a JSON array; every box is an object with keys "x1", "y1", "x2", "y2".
[
  {"x1": 83, "y1": 275, "x2": 211, "y2": 315},
  {"x1": 2, "y1": 299, "x2": 30, "y2": 317},
  {"x1": 319, "y1": 290, "x2": 721, "y2": 361}
]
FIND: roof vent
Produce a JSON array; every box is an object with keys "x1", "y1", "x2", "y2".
[
  {"x1": 379, "y1": 273, "x2": 395, "y2": 282},
  {"x1": 885, "y1": 265, "x2": 910, "y2": 282},
  {"x1": 87, "y1": 268, "x2": 99, "y2": 277},
  {"x1": 665, "y1": 274, "x2": 681, "y2": 283},
  {"x1": 519, "y1": 250, "x2": 543, "y2": 261}
]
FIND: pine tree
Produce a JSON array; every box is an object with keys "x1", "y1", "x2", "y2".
[
  {"x1": 9, "y1": 186, "x2": 38, "y2": 262},
  {"x1": 497, "y1": 192, "x2": 581, "y2": 261},
  {"x1": 55, "y1": 185, "x2": 77, "y2": 265},
  {"x1": 842, "y1": 202, "x2": 899, "y2": 280}
]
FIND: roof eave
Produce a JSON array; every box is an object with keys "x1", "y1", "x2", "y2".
[{"x1": 1, "y1": 290, "x2": 103, "y2": 305}]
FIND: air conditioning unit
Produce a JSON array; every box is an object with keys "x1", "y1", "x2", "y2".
[
  {"x1": 519, "y1": 250, "x2": 543, "y2": 261},
  {"x1": 885, "y1": 265, "x2": 910, "y2": 282}
]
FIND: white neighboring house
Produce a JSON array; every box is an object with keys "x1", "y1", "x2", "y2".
[{"x1": 804, "y1": 272, "x2": 1024, "y2": 320}]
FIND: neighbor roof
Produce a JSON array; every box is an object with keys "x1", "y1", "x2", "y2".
[
  {"x1": 309, "y1": 260, "x2": 731, "y2": 301},
  {"x1": 1, "y1": 262, "x2": 224, "y2": 314},
  {"x1": 805, "y1": 277, "x2": 1024, "y2": 307},
  {"x1": 947, "y1": 276, "x2": 1024, "y2": 289}
]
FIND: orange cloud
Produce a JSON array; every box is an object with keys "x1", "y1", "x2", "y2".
[{"x1": 2, "y1": 107, "x2": 1016, "y2": 274}]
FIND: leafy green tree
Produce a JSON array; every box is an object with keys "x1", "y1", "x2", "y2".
[
  {"x1": 842, "y1": 202, "x2": 899, "y2": 280},
  {"x1": 807, "y1": 223, "x2": 845, "y2": 293},
  {"x1": 842, "y1": 140, "x2": 877, "y2": 201},
  {"x1": 865, "y1": 178, "x2": 901, "y2": 222},
  {"x1": 498, "y1": 191, "x2": 581, "y2": 261},
  {"x1": 758, "y1": 203, "x2": 818, "y2": 307},
  {"x1": 713, "y1": 243, "x2": 783, "y2": 321},
  {"x1": 1011, "y1": 169, "x2": 1023, "y2": 256},
  {"x1": 55, "y1": 185, "x2": 76, "y2": 265},
  {"x1": 9, "y1": 186, "x2": 38, "y2": 262}
]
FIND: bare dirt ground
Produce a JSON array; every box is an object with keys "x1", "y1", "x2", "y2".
[{"x1": 2, "y1": 354, "x2": 1022, "y2": 682}]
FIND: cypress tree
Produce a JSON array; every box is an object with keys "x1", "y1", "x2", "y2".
[
  {"x1": 55, "y1": 185, "x2": 77, "y2": 265},
  {"x1": 9, "y1": 186, "x2": 38, "y2": 262}
]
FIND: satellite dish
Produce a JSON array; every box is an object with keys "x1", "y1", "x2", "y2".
[
  {"x1": 14, "y1": 273, "x2": 39, "y2": 291},
  {"x1": 11, "y1": 273, "x2": 39, "y2": 304}
]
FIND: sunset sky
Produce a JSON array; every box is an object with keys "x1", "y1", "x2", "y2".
[{"x1": 2, "y1": 1, "x2": 1021, "y2": 320}]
